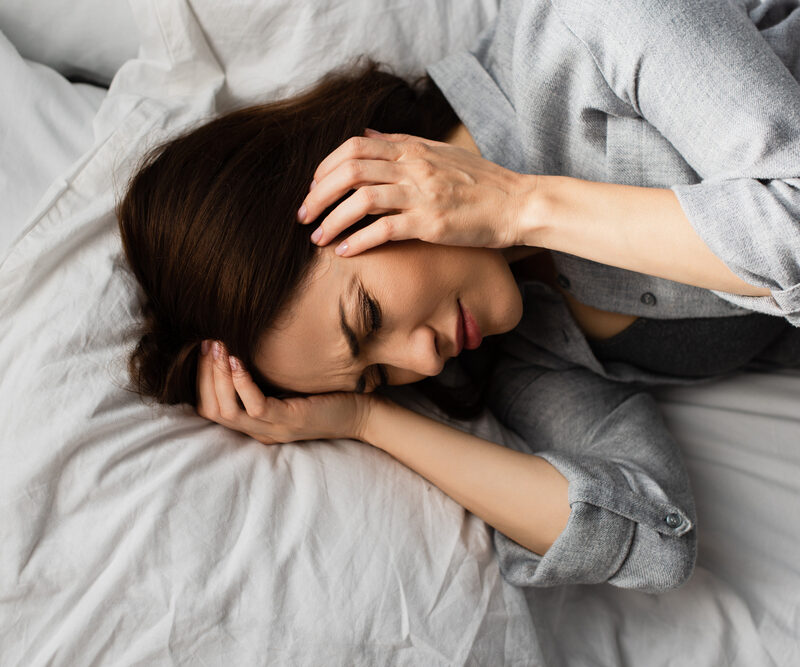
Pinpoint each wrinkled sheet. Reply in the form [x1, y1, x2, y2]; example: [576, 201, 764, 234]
[0, 30, 106, 261]
[1, 1, 798, 665]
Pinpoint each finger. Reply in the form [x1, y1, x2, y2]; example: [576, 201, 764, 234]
[312, 135, 403, 191]
[333, 213, 408, 258]
[312, 184, 411, 247]
[211, 341, 242, 423]
[228, 355, 271, 420]
[196, 339, 220, 418]
[364, 128, 446, 147]
[298, 158, 402, 225]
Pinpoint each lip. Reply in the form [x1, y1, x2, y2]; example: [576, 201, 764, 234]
[454, 300, 465, 357]
[459, 299, 483, 350]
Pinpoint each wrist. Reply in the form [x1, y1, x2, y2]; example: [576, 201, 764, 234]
[514, 173, 557, 249]
[353, 393, 397, 446]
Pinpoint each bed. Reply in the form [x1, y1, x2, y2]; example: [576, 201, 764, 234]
[1, 1, 798, 665]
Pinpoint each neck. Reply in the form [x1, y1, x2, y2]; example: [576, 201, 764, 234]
[443, 122, 481, 155]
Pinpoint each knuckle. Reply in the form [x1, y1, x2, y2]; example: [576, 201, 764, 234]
[407, 141, 428, 157]
[347, 160, 364, 179]
[246, 401, 267, 419]
[430, 212, 446, 236]
[379, 216, 395, 238]
[346, 136, 366, 155]
[415, 158, 435, 177]
[218, 405, 238, 421]
[359, 187, 376, 206]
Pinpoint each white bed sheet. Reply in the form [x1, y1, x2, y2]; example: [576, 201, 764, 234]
[0, 30, 106, 262]
[1, 1, 798, 665]
[522, 369, 800, 667]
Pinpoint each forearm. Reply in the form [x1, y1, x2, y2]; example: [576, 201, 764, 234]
[521, 175, 771, 297]
[359, 396, 571, 556]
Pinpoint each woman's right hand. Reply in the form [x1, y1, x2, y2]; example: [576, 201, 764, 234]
[195, 340, 377, 444]
[297, 130, 538, 257]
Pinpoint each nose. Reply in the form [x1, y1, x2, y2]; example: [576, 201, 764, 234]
[380, 325, 444, 378]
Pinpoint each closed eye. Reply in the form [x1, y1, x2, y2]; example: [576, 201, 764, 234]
[362, 290, 388, 391]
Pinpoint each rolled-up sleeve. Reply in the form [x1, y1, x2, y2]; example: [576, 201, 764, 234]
[485, 356, 697, 592]
[550, 0, 800, 323]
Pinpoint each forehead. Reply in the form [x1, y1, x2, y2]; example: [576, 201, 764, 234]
[254, 248, 358, 393]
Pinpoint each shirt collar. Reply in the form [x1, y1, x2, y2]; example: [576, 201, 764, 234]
[426, 51, 527, 174]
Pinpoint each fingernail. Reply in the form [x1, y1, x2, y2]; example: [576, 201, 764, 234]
[201, 340, 210, 355]
[297, 204, 307, 222]
[229, 356, 241, 372]
[364, 128, 382, 136]
[310, 227, 323, 244]
[309, 179, 316, 191]
[335, 242, 349, 256]
[212, 341, 221, 360]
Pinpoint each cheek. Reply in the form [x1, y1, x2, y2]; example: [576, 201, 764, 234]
[380, 247, 477, 318]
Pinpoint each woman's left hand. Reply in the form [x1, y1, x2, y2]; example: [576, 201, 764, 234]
[296, 129, 537, 256]
[195, 340, 375, 444]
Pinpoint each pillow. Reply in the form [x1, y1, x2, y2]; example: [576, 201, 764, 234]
[184, 0, 500, 108]
[0, 0, 137, 85]
[0, 0, 498, 95]
[1, 1, 545, 663]
[0, 30, 106, 261]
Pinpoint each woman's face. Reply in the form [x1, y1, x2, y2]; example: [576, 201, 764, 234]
[253, 240, 523, 394]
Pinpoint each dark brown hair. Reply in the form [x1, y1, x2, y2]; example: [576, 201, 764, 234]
[117, 57, 497, 421]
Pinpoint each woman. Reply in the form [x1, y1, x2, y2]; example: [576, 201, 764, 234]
[117, 0, 800, 591]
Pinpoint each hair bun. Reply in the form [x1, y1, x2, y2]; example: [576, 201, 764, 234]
[128, 307, 201, 405]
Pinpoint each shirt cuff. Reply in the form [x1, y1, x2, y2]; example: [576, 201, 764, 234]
[672, 179, 800, 326]
[493, 450, 695, 590]
[708, 281, 800, 327]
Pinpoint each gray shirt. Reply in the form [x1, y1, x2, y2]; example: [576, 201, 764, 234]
[427, 0, 800, 324]
[447, 281, 700, 593]
[424, 0, 800, 591]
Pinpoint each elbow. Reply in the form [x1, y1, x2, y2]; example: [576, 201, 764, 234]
[639, 533, 697, 593]
[668, 534, 697, 590]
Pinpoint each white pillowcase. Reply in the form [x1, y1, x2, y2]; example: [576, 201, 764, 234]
[0, 0, 137, 84]
[186, 0, 500, 107]
[0, 0, 497, 96]
[1, 1, 544, 664]
[0, 30, 106, 261]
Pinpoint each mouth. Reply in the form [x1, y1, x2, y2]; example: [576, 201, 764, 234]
[454, 300, 465, 358]
[458, 299, 483, 351]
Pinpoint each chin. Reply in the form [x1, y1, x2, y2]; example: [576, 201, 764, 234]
[485, 286, 523, 339]
[501, 305, 524, 335]
[476, 250, 525, 336]
[501, 281, 525, 333]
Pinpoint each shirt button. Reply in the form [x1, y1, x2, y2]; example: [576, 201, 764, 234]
[665, 513, 683, 529]
[556, 273, 571, 289]
[640, 292, 657, 306]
